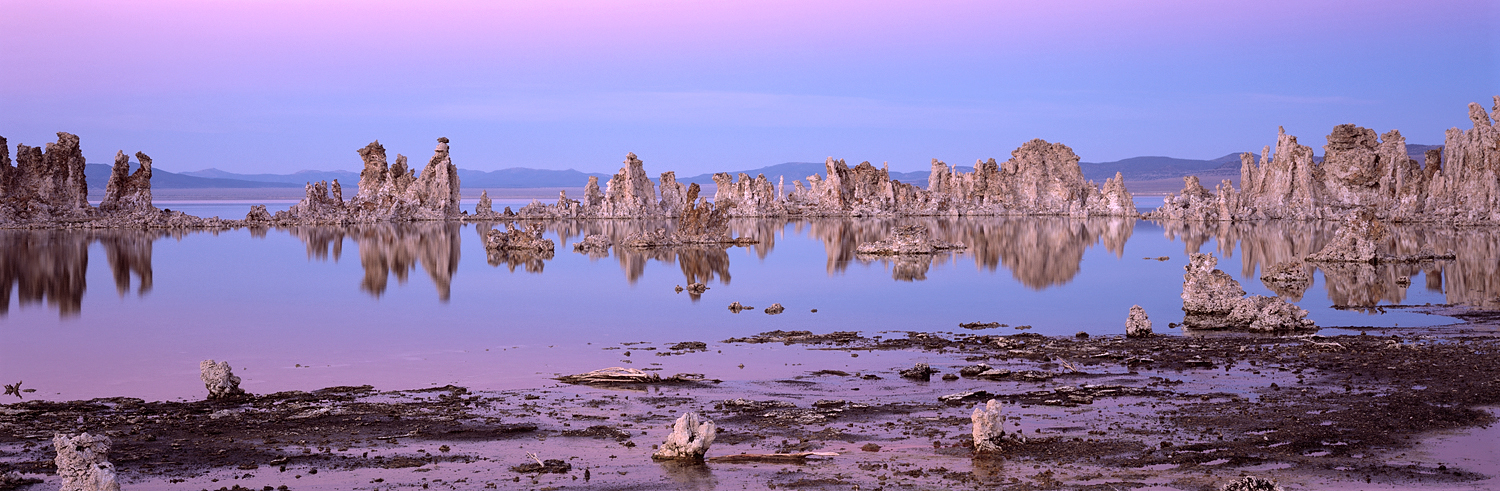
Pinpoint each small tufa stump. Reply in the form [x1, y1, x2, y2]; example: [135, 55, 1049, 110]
[971, 399, 1019, 454]
[763, 303, 785, 315]
[1125, 305, 1152, 337]
[200, 359, 246, 399]
[652, 412, 716, 462]
[53, 433, 121, 491]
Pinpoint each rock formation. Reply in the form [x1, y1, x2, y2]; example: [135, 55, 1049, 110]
[1149, 97, 1500, 224]
[0, 133, 238, 229]
[1305, 209, 1387, 262]
[971, 399, 1013, 453]
[200, 359, 246, 399]
[601, 153, 661, 218]
[652, 412, 716, 462]
[621, 184, 753, 247]
[0, 133, 91, 222]
[99, 151, 154, 213]
[517, 141, 1138, 219]
[1125, 305, 1152, 337]
[1181, 253, 1314, 332]
[484, 223, 555, 253]
[763, 303, 785, 315]
[53, 433, 121, 491]
[854, 224, 965, 255]
[274, 138, 463, 224]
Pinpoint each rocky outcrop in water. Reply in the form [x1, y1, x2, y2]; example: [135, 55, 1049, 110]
[99, 151, 154, 213]
[518, 141, 1138, 219]
[622, 184, 755, 247]
[1181, 253, 1314, 332]
[0, 133, 237, 229]
[1149, 97, 1500, 224]
[200, 359, 246, 399]
[273, 138, 463, 224]
[1125, 305, 1152, 337]
[53, 433, 120, 491]
[652, 412, 716, 461]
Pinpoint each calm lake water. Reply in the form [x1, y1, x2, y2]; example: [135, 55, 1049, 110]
[3, 208, 1492, 403]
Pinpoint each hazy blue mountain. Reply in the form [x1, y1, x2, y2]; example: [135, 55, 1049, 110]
[458, 168, 612, 188]
[85, 164, 301, 191]
[181, 168, 360, 185]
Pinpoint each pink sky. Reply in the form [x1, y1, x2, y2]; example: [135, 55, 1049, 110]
[1, 0, 1495, 173]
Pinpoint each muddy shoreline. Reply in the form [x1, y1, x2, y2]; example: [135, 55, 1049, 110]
[3, 308, 1498, 490]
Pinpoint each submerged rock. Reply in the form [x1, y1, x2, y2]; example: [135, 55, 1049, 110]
[763, 303, 785, 315]
[727, 301, 752, 313]
[652, 412, 716, 462]
[1125, 305, 1152, 337]
[53, 433, 120, 491]
[200, 360, 246, 399]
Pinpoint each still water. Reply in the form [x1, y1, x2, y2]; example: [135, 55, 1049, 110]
[2, 212, 1491, 402]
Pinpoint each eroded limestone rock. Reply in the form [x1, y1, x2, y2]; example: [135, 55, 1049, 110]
[200, 359, 246, 399]
[275, 138, 463, 224]
[1125, 305, 1152, 337]
[99, 151, 154, 214]
[971, 399, 1012, 453]
[484, 223, 555, 253]
[652, 412, 716, 462]
[601, 153, 661, 218]
[1306, 209, 1387, 262]
[53, 433, 121, 491]
[1181, 253, 1314, 332]
[1149, 97, 1500, 224]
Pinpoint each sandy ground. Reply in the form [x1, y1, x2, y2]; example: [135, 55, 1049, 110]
[2, 305, 1497, 491]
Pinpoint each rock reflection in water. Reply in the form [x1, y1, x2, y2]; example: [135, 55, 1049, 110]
[474, 223, 552, 273]
[802, 217, 1133, 288]
[0, 230, 155, 317]
[289, 223, 461, 301]
[1154, 220, 1500, 309]
[524, 219, 735, 293]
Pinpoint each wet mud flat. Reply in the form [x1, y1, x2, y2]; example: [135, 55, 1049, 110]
[3, 312, 1499, 490]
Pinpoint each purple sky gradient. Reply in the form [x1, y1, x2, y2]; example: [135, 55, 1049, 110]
[1, 0, 1496, 174]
